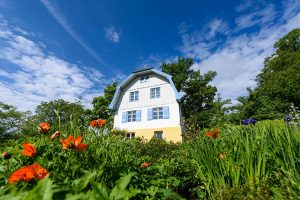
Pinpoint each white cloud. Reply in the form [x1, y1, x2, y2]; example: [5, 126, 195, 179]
[0, 17, 105, 111]
[104, 25, 121, 43]
[207, 19, 229, 38]
[178, 1, 300, 101]
[178, 19, 229, 60]
[40, 0, 121, 75]
[282, 0, 300, 20]
[138, 54, 177, 70]
[235, 4, 277, 30]
[235, 0, 253, 12]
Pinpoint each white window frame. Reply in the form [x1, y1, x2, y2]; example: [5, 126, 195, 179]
[129, 91, 139, 102]
[126, 132, 135, 139]
[152, 107, 163, 120]
[150, 87, 160, 99]
[154, 131, 163, 139]
[127, 111, 137, 122]
[140, 76, 149, 83]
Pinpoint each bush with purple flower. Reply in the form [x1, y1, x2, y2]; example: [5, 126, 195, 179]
[242, 118, 257, 125]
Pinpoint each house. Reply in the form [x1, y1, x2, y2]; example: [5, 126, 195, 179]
[109, 67, 184, 142]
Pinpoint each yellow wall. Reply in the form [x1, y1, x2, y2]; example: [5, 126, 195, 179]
[126, 126, 182, 143]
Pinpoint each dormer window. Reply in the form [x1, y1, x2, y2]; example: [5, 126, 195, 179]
[140, 76, 149, 83]
[129, 91, 139, 102]
[150, 87, 160, 99]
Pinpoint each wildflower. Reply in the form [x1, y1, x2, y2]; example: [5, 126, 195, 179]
[206, 128, 219, 139]
[212, 128, 219, 139]
[90, 119, 106, 128]
[8, 163, 48, 184]
[206, 131, 212, 138]
[140, 162, 150, 168]
[242, 118, 256, 125]
[39, 122, 50, 133]
[72, 136, 88, 151]
[97, 119, 106, 126]
[241, 119, 248, 125]
[60, 136, 74, 149]
[50, 131, 60, 140]
[22, 143, 36, 157]
[60, 136, 88, 151]
[2, 152, 11, 159]
[90, 120, 98, 128]
[248, 118, 256, 125]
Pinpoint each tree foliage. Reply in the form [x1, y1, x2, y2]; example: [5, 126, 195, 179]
[91, 82, 117, 127]
[0, 102, 29, 140]
[233, 28, 300, 121]
[33, 99, 85, 130]
[161, 58, 220, 127]
[256, 28, 300, 107]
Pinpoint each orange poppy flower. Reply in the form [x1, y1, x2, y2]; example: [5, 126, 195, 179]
[31, 163, 49, 179]
[8, 163, 48, 184]
[140, 162, 151, 168]
[60, 136, 74, 149]
[73, 136, 88, 151]
[39, 122, 50, 133]
[60, 136, 88, 151]
[206, 131, 212, 138]
[212, 128, 219, 139]
[90, 120, 98, 128]
[50, 131, 60, 140]
[206, 128, 219, 139]
[97, 119, 106, 126]
[22, 143, 36, 156]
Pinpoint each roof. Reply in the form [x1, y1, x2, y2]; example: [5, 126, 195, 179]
[109, 68, 182, 110]
[132, 66, 154, 73]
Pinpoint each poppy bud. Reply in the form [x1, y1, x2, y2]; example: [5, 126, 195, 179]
[39, 122, 50, 133]
[140, 162, 150, 168]
[50, 131, 60, 140]
[2, 152, 11, 159]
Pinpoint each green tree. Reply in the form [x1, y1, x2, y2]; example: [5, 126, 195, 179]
[33, 99, 85, 131]
[0, 102, 30, 140]
[256, 28, 300, 108]
[91, 82, 117, 127]
[161, 58, 218, 128]
[234, 29, 300, 121]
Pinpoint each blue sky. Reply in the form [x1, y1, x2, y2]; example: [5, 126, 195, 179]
[0, 0, 299, 111]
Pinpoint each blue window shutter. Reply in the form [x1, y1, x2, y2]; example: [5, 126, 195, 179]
[136, 110, 141, 121]
[147, 108, 152, 120]
[163, 106, 169, 119]
[122, 112, 127, 123]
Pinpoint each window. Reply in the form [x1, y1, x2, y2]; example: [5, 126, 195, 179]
[122, 110, 141, 123]
[140, 76, 149, 83]
[152, 107, 163, 119]
[154, 131, 163, 139]
[127, 111, 136, 122]
[147, 106, 169, 120]
[129, 91, 139, 102]
[126, 132, 135, 139]
[150, 87, 160, 99]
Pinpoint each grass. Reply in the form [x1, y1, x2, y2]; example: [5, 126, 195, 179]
[0, 119, 299, 199]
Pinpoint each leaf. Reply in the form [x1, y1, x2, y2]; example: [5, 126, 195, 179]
[72, 171, 97, 192]
[92, 182, 110, 200]
[24, 178, 53, 200]
[146, 186, 158, 196]
[109, 173, 135, 200]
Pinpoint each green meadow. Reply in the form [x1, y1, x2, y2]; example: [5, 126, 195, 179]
[1, 119, 299, 199]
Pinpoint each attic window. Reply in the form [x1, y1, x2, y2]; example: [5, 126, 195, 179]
[140, 76, 149, 83]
